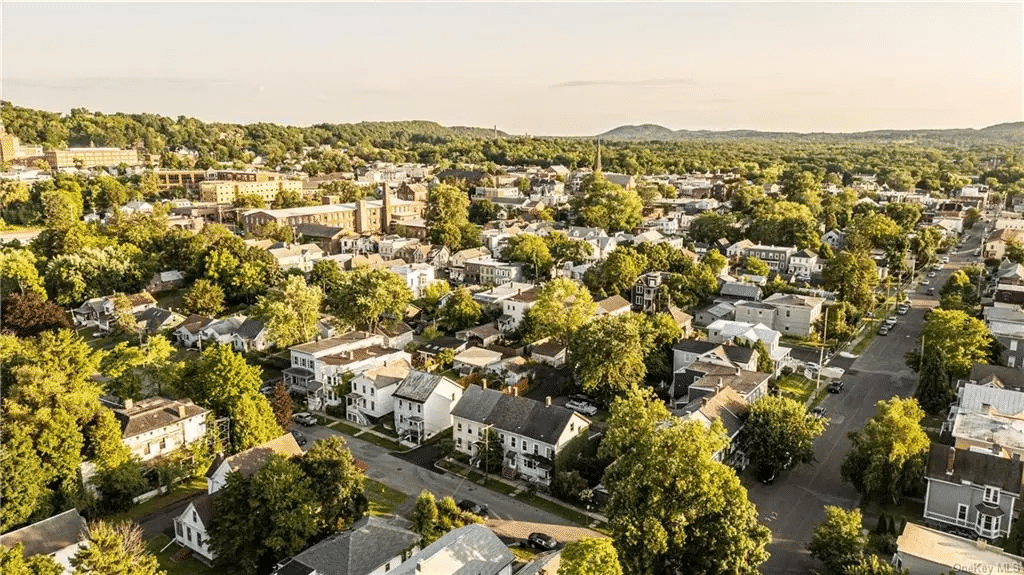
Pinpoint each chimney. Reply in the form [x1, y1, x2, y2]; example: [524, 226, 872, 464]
[545, 396, 552, 407]
[946, 446, 956, 475]
[123, 398, 134, 410]
[177, 405, 187, 418]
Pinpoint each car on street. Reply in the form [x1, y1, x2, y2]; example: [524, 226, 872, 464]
[811, 406, 827, 418]
[975, 248, 982, 257]
[941, 256, 950, 263]
[567, 393, 595, 405]
[928, 271, 937, 278]
[897, 304, 910, 315]
[878, 325, 889, 336]
[828, 380, 844, 393]
[458, 499, 488, 516]
[290, 429, 307, 446]
[756, 464, 777, 485]
[293, 412, 318, 427]
[886, 315, 897, 326]
[527, 532, 558, 551]
[927, 287, 936, 295]
[565, 399, 598, 416]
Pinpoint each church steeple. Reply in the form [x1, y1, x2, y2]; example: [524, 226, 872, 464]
[594, 139, 602, 173]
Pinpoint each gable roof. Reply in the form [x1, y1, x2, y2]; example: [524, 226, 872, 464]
[720, 282, 762, 300]
[134, 306, 183, 332]
[276, 516, 420, 575]
[390, 523, 514, 575]
[356, 359, 412, 389]
[0, 509, 87, 556]
[596, 294, 631, 314]
[679, 386, 748, 438]
[926, 444, 1023, 494]
[109, 397, 208, 438]
[969, 364, 1024, 392]
[206, 433, 304, 480]
[235, 317, 267, 340]
[393, 370, 459, 403]
[177, 314, 214, 334]
[452, 385, 586, 445]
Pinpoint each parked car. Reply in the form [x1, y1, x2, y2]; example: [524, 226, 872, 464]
[527, 532, 558, 551]
[878, 325, 889, 336]
[290, 429, 307, 446]
[975, 248, 982, 256]
[756, 464, 777, 485]
[927, 287, 936, 295]
[811, 406, 827, 418]
[565, 399, 598, 416]
[928, 271, 937, 278]
[886, 316, 897, 326]
[567, 393, 595, 405]
[260, 384, 276, 396]
[897, 304, 910, 315]
[293, 412, 318, 427]
[458, 500, 488, 516]
[828, 380, 844, 393]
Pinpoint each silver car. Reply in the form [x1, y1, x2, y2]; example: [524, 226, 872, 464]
[565, 400, 598, 416]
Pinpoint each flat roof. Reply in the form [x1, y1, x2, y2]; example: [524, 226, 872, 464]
[897, 522, 1024, 573]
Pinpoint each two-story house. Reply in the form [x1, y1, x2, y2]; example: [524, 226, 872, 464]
[447, 247, 491, 283]
[72, 291, 157, 332]
[393, 370, 464, 445]
[739, 292, 825, 338]
[271, 516, 421, 575]
[673, 385, 749, 469]
[389, 524, 514, 575]
[788, 249, 822, 277]
[175, 433, 304, 563]
[497, 285, 542, 332]
[706, 319, 791, 368]
[172, 314, 214, 347]
[389, 263, 435, 299]
[105, 397, 209, 463]
[345, 359, 412, 426]
[923, 444, 1022, 539]
[734, 244, 798, 273]
[0, 510, 89, 574]
[632, 271, 672, 313]
[450, 385, 590, 485]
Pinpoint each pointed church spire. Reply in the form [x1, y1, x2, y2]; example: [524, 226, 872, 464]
[595, 138, 602, 173]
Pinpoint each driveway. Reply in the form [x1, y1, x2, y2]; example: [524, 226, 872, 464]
[754, 232, 983, 574]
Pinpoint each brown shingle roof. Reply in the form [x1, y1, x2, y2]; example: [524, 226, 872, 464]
[111, 397, 208, 438]
[206, 433, 304, 479]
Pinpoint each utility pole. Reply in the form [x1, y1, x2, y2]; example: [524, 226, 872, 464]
[817, 306, 829, 395]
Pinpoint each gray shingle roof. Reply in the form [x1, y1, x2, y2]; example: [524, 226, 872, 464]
[276, 516, 420, 575]
[235, 317, 266, 340]
[0, 509, 87, 556]
[111, 397, 208, 438]
[134, 306, 180, 333]
[452, 385, 585, 445]
[393, 370, 458, 403]
[390, 523, 513, 575]
[926, 444, 1023, 494]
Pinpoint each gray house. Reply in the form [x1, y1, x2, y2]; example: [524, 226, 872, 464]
[271, 516, 421, 575]
[923, 444, 1022, 540]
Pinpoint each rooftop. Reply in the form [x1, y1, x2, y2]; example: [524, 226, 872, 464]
[389, 523, 514, 575]
[393, 370, 460, 403]
[108, 397, 208, 438]
[274, 516, 420, 575]
[896, 522, 1024, 574]
[0, 509, 87, 557]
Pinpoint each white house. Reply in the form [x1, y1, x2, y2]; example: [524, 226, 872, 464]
[231, 317, 269, 352]
[197, 315, 246, 347]
[497, 285, 542, 332]
[267, 243, 325, 273]
[106, 397, 209, 463]
[177, 434, 305, 563]
[172, 314, 214, 348]
[0, 510, 89, 574]
[393, 370, 464, 445]
[451, 386, 590, 485]
[345, 359, 412, 426]
[389, 263, 435, 299]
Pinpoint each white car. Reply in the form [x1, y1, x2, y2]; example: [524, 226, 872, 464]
[940, 256, 950, 263]
[927, 271, 937, 278]
[565, 400, 598, 416]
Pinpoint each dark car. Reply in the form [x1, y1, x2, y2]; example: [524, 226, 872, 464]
[259, 384, 276, 396]
[527, 532, 558, 551]
[811, 406, 827, 418]
[290, 429, 307, 446]
[458, 499, 488, 516]
[567, 393, 595, 405]
[828, 380, 844, 393]
[756, 465, 777, 485]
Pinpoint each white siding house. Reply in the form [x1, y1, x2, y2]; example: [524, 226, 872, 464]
[393, 370, 463, 445]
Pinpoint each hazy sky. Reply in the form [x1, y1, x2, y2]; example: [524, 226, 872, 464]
[2, 2, 1021, 135]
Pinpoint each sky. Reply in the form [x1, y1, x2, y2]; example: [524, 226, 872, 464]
[1, 2, 1022, 136]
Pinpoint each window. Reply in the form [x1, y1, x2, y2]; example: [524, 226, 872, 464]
[977, 514, 1000, 534]
[468, 426, 473, 436]
[511, 437, 517, 448]
[385, 562, 391, 572]
[197, 535, 203, 547]
[1012, 340, 1019, 352]
[187, 527, 192, 542]
[371, 402, 375, 411]
[534, 444, 539, 454]
[458, 422, 463, 431]
[417, 404, 422, 413]
[1010, 356, 1017, 368]
[192, 511, 197, 522]
[175, 522, 182, 537]
[983, 486, 1000, 505]
[957, 504, 968, 522]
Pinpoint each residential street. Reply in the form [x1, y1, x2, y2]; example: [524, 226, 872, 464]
[754, 227, 983, 574]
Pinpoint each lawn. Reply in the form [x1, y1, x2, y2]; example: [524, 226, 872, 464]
[327, 419, 364, 436]
[357, 433, 402, 452]
[365, 478, 409, 517]
[147, 534, 216, 575]
[775, 374, 818, 404]
[110, 477, 207, 523]
[154, 289, 186, 312]
[516, 493, 595, 527]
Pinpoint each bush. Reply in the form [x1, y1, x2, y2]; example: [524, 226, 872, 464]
[326, 404, 346, 419]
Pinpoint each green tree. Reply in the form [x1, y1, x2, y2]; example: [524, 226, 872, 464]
[209, 472, 260, 574]
[416, 281, 451, 317]
[546, 231, 593, 268]
[846, 212, 901, 254]
[243, 456, 319, 568]
[468, 198, 500, 225]
[501, 234, 554, 279]
[0, 543, 63, 575]
[100, 336, 175, 400]
[299, 436, 367, 532]
[92, 458, 148, 514]
[435, 287, 481, 332]
[822, 251, 878, 310]
[1, 292, 73, 338]
[701, 250, 729, 275]
[71, 520, 164, 575]
[426, 184, 477, 250]
[250, 275, 324, 348]
[0, 424, 48, 532]
[914, 348, 953, 415]
[938, 268, 980, 313]
[743, 395, 827, 478]
[583, 246, 647, 298]
[411, 490, 440, 543]
[841, 397, 929, 503]
[572, 173, 643, 233]
[917, 309, 992, 378]
[807, 506, 867, 575]
[963, 206, 981, 229]
[526, 278, 597, 344]
[600, 387, 771, 575]
[231, 393, 283, 453]
[742, 256, 771, 277]
[779, 168, 823, 215]
[328, 267, 412, 332]
[845, 555, 908, 575]
[558, 537, 623, 575]
[688, 212, 737, 244]
[753, 340, 774, 373]
[569, 314, 647, 401]
[269, 381, 293, 432]
[748, 201, 819, 248]
[309, 259, 345, 295]
[0, 248, 47, 298]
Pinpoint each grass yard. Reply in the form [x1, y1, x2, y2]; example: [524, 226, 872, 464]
[110, 477, 207, 523]
[154, 289, 186, 312]
[516, 493, 595, 527]
[775, 374, 818, 404]
[358, 433, 402, 452]
[146, 534, 216, 575]
[365, 478, 409, 517]
[327, 419, 364, 436]
[509, 545, 540, 561]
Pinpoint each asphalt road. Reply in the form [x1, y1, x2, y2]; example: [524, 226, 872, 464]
[753, 226, 984, 574]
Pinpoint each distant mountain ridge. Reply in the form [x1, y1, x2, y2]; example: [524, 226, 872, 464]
[597, 121, 1024, 143]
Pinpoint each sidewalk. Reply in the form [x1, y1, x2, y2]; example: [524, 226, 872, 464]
[319, 413, 408, 451]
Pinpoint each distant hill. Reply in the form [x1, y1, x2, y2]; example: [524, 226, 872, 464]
[597, 122, 1024, 144]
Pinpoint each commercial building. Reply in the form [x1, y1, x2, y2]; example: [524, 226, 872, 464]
[239, 188, 425, 235]
[198, 178, 303, 204]
[44, 147, 141, 170]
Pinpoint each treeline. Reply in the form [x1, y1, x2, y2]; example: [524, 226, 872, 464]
[4, 102, 1024, 196]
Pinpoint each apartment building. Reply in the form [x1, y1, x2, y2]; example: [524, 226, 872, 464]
[239, 190, 425, 235]
[44, 147, 141, 170]
[105, 397, 209, 463]
[199, 178, 304, 204]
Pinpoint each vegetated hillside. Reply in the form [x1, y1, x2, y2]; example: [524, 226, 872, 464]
[598, 122, 1024, 144]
